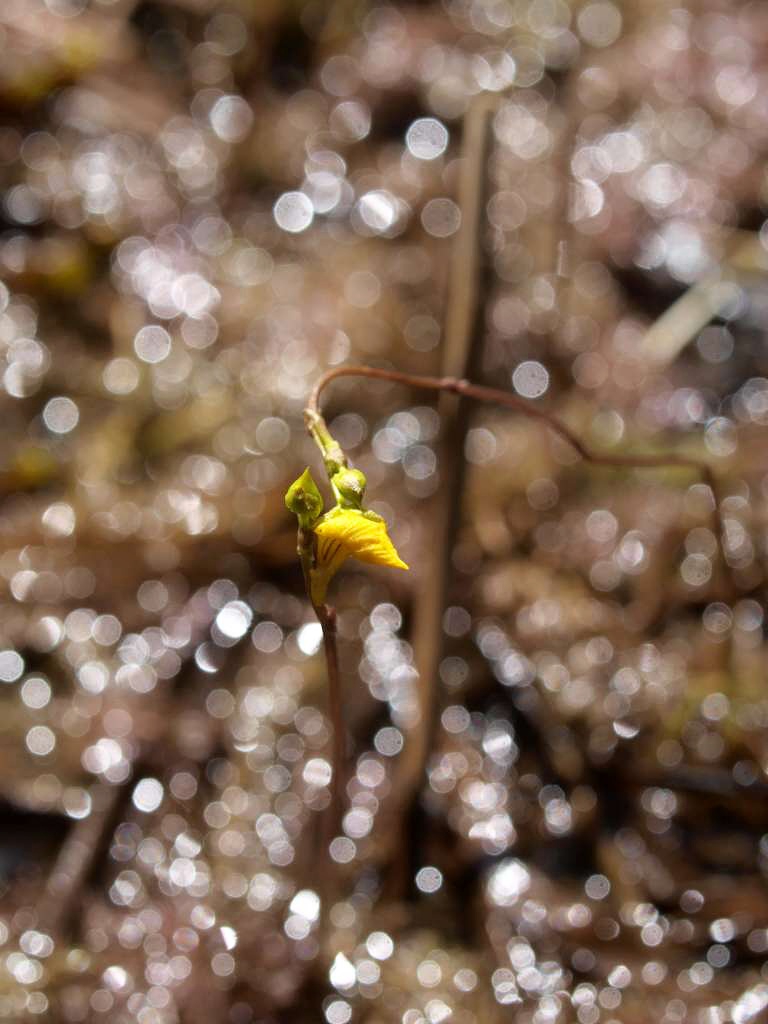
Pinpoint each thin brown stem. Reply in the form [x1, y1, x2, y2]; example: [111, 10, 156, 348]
[316, 602, 346, 850]
[378, 94, 499, 894]
[297, 524, 347, 868]
[309, 365, 721, 516]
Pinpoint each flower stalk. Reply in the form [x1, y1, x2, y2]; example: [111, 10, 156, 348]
[285, 449, 408, 857]
[289, 361, 727, 881]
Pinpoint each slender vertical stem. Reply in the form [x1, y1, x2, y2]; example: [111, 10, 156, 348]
[392, 93, 498, 881]
[297, 523, 347, 863]
[317, 604, 346, 849]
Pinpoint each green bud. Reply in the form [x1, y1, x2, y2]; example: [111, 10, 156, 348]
[331, 467, 367, 509]
[285, 468, 324, 528]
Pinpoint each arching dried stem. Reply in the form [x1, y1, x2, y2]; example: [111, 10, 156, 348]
[308, 364, 725, 544]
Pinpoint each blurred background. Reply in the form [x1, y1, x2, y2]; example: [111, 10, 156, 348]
[1, 0, 768, 1021]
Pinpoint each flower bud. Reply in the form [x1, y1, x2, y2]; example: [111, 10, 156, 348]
[331, 467, 367, 510]
[284, 468, 323, 528]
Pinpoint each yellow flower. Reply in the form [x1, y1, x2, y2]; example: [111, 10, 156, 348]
[310, 507, 408, 606]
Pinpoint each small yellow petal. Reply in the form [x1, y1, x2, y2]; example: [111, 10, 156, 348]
[315, 509, 408, 569]
[310, 508, 408, 605]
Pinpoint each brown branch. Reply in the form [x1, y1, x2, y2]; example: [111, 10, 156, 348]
[308, 363, 723, 527]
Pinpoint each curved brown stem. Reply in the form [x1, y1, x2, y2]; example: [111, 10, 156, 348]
[307, 363, 725, 549]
